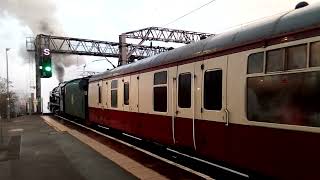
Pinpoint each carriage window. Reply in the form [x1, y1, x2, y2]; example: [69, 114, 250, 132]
[153, 71, 167, 112]
[111, 80, 118, 108]
[287, 44, 307, 70]
[310, 41, 320, 67]
[111, 90, 117, 107]
[247, 52, 264, 74]
[154, 71, 167, 85]
[154, 87, 167, 112]
[247, 71, 320, 127]
[204, 70, 222, 110]
[98, 85, 101, 104]
[111, 80, 118, 89]
[178, 73, 191, 108]
[124, 82, 129, 105]
[266, 48, 285, 72]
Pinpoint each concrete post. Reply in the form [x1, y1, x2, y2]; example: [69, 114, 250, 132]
[119, 34, 127, 66]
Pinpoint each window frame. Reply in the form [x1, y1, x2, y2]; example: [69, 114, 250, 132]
[247, 42, 310, 76]
[178, 72, 192, 109]
[247, 52, 265, 74]
[246, 70, 320, 128]
[310, 41, 320, 67]
[154, 71, 168, 85]
[111, 79, 118, 108]
[266, 48, 286, 73]
[203, 69, 223, 111]
[124, 82, 129, 106]
[153, 71, 168, 113]
[286, 44, 308, 70]
[245, 39, 320, 127]
[98, 84, 101, 104]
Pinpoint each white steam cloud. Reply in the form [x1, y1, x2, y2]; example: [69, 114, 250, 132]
[0, 0, 85, 82]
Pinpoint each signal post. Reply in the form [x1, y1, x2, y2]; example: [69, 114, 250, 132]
[35, 44, 52, 113]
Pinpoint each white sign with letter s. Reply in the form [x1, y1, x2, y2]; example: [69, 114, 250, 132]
[43, 48, 51, 56]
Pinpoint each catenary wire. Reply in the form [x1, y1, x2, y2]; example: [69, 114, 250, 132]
[163, 0, 217, 27]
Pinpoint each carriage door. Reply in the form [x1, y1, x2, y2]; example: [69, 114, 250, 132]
[201, 56, 228, 124]
[130, 74, 139, 112]
[175, 63, 196, 149]
[97, 80, 103, 108]
[123, 76, 130, 111]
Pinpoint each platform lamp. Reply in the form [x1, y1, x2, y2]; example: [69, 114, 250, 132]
[6, 48, 10, 122]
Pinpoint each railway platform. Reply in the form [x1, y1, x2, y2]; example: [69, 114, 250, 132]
[0, 115, 205, 180]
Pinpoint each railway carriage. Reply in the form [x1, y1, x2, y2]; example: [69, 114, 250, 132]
[49, 77, 89, 121]
[49, 3, 320, 179]
[64, 78, 89, 121]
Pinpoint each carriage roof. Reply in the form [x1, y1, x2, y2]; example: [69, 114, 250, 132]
[90, 3, 320, 82]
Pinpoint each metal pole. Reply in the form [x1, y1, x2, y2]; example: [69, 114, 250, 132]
[6, 48, 10, 122]
[35, 37, 41, 114]
[41, 97, 43, 115]
[119, 34, 127, 66]
[0, 115, 2, 145]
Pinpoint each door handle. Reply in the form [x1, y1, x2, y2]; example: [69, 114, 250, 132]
[224, 109, 229, 126]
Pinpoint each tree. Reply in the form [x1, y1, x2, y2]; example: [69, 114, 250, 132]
[0, 77, 18, 119]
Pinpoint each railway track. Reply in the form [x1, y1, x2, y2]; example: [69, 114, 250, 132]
[53, 115, 265, 180]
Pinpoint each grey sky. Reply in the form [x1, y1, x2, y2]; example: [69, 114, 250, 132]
[0, 0, 319, 111]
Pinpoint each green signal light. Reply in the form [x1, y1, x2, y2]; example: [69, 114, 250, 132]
[45, 66, 52, 72]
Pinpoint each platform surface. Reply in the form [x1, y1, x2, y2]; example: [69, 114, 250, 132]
[0, 115, 137, 180]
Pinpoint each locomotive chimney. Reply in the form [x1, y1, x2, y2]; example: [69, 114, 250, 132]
[295, 1, 309, 9]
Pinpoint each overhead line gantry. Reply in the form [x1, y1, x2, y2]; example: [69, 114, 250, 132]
[26, 27, 215, 113]
[119, 27, 213, 65]
[26, 34, 172, 59]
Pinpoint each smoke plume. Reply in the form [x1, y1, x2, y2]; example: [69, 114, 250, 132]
[0, 0, 85, 82]
[54, 61, 65, 83]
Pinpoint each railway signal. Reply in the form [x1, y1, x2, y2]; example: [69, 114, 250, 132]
[40, 48, 52, 78]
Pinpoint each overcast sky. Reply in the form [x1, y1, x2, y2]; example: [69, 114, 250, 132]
[0, 0, 319, 111]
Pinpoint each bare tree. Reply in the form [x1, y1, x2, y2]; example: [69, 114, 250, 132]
[0, 77, 18, 118]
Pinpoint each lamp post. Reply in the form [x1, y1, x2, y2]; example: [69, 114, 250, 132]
[6, 48, 10, 122]
[0, 114, 2, 145]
